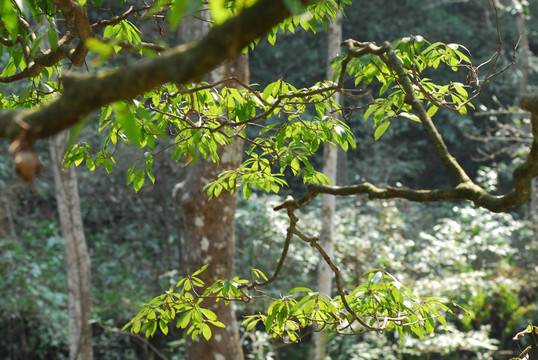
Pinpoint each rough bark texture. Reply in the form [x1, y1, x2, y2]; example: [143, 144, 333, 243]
[515, 0, 538, 245]
[176, 139, 245, 360]
[50, 132, 93, 360]
[310, 11, 342, 360]
[174, 10, 247, 360]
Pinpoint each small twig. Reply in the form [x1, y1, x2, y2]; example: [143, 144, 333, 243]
[91, 5, 154, 30]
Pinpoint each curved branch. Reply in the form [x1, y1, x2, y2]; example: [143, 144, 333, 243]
[51, 0, 92, 66]
[295, 96, 538, 213]
[380, 40, 472, 184]
[274, 196, 383, 333]
[0, 44, 78, 83]
[0, 0, 310, 143]
[327, 40, 538, 212]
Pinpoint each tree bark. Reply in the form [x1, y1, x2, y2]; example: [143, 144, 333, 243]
[174, 9, 247, 360]
[513, 0, 537, 246]
[309, 10, 342, 360]
[50, 132, 93, 360]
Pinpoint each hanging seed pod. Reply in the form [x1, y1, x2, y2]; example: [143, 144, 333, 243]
[13, 147, 40, 182]
[9, 122, 41, 182]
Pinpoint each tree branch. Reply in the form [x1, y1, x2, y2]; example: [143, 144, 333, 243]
[305, 40, 538, 213]
[290, 96, 538, 213]
[0, 0, 308, 143]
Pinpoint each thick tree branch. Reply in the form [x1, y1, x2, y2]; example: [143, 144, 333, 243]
[281, 94, 538, 214]
[51, 0, 92, 66]
[299, 41, 538, 213]
[280, 99, 538, 213]
[0, 0, 308, 143]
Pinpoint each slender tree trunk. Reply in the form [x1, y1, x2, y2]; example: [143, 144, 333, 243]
[43, 13, 93, 359]
[310, 10, 342, 360]
[50, 132, 93, 360]
[174, 8, 246, 360]
[513, 0, 537, 246]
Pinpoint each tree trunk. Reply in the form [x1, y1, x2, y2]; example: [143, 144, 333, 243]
[513, 0, 537, 247]
[50, 132, 93, 360]
[174, 8, 247, 360]
[310, 10, 342, 360]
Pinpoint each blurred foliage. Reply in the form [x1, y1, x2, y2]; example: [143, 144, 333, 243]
[0, 222, 68, 359]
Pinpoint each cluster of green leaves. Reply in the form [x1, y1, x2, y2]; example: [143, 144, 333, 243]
[88, 19, 144, 60]
[264, 0, 352, 46]
[66, 78, 355, 193]
[64, 99, 161, 190]
[0, 1, 56, 40]
[125, 266, 450, 342]
[122, 264, 253, 340]
[0, 1, 63, 111]
[334, 35, 474, 139]
[147, 0, 352, 39]
[66, 35, 477, 197]
[204, 80, 355, 199]
[0, 2, 58, 72]
[244, 270, 451, 342]
[83, 0, 353, 66]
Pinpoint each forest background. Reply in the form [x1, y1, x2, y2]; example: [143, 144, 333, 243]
[0, 0, 538, 359]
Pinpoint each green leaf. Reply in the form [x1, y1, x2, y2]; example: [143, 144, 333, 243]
[30, 32, 47, 57]
[86, 38, 116, 59]
[426, 105, 438, 118]
[374, 121, 390, 140]
[201, 323, 212, 340]
[242, 185, 252, 199]
[1, 1, 19, 36]
[133, 170, 145, 192]
[132, 320, 142, 333]
[251, 268, 268, 281]
[200, 308, 217, 321]
[86, 156, 95, 171]
[408, 323, 425, 339]
[209, 0, 228, 24]
[364, 103, 379, 121]
[159, 319, 169, 335]
[47, 27, 58, 51]
[244, 317, 260, 331]
[146, 320, 157, 338]
[191, 264, 209, 277]
[208, 320, 226, 328]
[113, 102, 140, 147]
[178, 312, 192, 329]
[288, 287, 313, 293]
